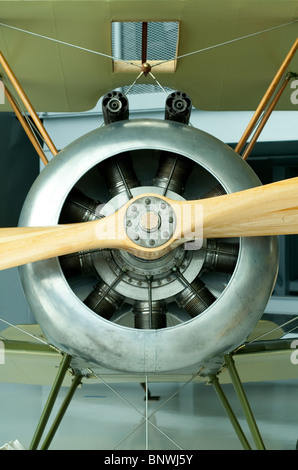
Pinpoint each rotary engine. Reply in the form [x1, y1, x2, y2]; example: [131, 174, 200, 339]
[18, 91, 278, 375]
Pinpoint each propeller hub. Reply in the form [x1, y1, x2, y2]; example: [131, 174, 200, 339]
[124, 195, 176, 248]
[140, 210, 160, 232]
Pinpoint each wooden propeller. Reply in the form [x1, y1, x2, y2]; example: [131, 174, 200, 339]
[0, 176, 297, 271]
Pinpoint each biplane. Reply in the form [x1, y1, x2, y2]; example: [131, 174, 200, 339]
[0, 0, 298, 451]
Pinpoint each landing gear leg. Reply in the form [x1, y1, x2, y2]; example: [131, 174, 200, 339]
[224, 353, 265, 450]
[29, 353, 74, 450]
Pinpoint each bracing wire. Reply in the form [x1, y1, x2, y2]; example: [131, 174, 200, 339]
[0, 317, 51, 346]
[0, 22, 142, 69]
[89, 368, 192, 449]
[1, 67, 49, 151]
[1, 19, 295, 70]
[1, 19, 296, 105]
[7, 85, 47, 149]
[151, 19, 298, 68]
[247, 315, 298, 344]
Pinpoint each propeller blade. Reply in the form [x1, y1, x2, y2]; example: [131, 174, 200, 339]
[0, 176, 297, 271]
[0, 208, 128, 271]
[175, 175, 298, 240]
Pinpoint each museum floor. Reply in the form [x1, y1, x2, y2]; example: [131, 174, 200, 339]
[1, 378, 298, 450]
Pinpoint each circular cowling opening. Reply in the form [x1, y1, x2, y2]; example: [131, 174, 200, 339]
[19, 119, 278, 374]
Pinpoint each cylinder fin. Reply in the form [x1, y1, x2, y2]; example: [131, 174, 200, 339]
[153, 153, 194, 195]
[176, 277, 216, 317]
[84, 279, 124, 319]
[133, 301, 167, 329]
[204, 240, 239, 274]
[201, 184, 226, 199]
[99, 154, 140, 198]
[59, 188, 102, 223]
[59, 251, 96, 278]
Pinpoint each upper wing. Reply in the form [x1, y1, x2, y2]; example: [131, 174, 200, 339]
[0, 0, 297, 112]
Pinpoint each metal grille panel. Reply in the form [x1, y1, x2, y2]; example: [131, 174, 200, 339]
[112, 21, 178, 95]
[112, 21, 179, 62]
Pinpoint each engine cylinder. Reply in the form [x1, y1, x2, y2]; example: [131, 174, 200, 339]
[153, 154, 195, 195]
[99, 154, 140, 198]
[202, 184, 226, 199]
[204, 240, 239, 274]
[176, 277, 216, 317]
[133, 301, 167, 329]
[84, 279, 124, 320]
[59, 188, 101, 223]
[59, 251, 96, 277]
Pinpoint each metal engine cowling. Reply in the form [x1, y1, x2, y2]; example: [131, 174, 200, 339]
[18, 118, 278, 375]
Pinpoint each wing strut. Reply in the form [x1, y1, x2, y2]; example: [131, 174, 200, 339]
[39, 373, 83, 450]
[4, 85, 49, 166]
[235, 37, 298, 160]
[224, 354, 265, 449]
[209, 353, 266, 450]
[0, 50, 58, 162]
[29, 354, 76, 450]
[209, 374, 252, 450]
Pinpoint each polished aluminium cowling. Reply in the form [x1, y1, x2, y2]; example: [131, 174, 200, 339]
[19, 119, 278, 375]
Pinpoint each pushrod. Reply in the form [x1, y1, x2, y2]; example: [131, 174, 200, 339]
[224, 354, 265, 450]
[209, 374, 251, 450]
[29, 354, 72, 450]
[40, 374, 83, 450]
[235, 37, 298, 155]
[0, 50, 58, 157]
[4, 86, 49, 165]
